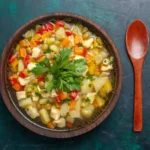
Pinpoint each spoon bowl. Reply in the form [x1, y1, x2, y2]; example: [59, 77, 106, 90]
[126, 20, 149, 59]
[126, 20, 149, 132]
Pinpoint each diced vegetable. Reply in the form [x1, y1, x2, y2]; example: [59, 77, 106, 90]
[19, 48, 26, 58]
[67, 122, 73, 128]
[50, 106, 60, 120]
[101, 65, 113, 71]
[47, 122, 55, 129]
[39, 108, 50, 124]
[53, 118, 66, 128]
[81, 104, 94, 118]
[74, 35, 82, 45]
[58, 91, 68, 101]
[55, 27, 66, 40]
[27, 62, 36, 70]
[81, 79, 93, 94]
[39, 98, 49, 105]
[95, 95, 105, 107]
[69, 100, 76, 110]
[100, 80, 113, 97]
[82, 38, 93, 48]
[60, 103, 69, 117]
[66, 115, 74, 123]
[19, 98, 32, 108]
[56, 20, 65, 27]
[93, 77, 108, 92]
[86, 92, 96, 104]
[18, 77, 30, 86]
[70, 90, 79, 99]
[26, 106, 39, 119]
[16, 91, 26, 100]
[50, 45, 59, 53]
[32, 47, 41, 58]
[69, 110, 81, 119]
[18, 60, 24, 72]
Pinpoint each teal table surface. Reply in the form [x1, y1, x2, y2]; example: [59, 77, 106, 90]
[0, 0, 150, 150]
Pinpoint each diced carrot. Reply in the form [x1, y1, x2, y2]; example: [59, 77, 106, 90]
[19, 48, 26, 58]
[93, 100, 99, 108]
[62, 38, 70, 47]
[58, 91, 68, 101]
[74, 35, 82, 45]
[12, 82, 23, 91]
[74, 47, 83, 55]
[19, 40, 27, 47]
[29, 40, 36, 48]
[86, 54, 94, 64]
[47, 122, 55, 129]
[37, 55, 45, 62]
[69, 100, 76, 110]
[67, 122, 73, 128]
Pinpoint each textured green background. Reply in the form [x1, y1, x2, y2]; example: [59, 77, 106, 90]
[0, 0, 150, 150]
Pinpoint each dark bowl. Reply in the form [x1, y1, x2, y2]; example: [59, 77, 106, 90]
[0, 12, 122, 138]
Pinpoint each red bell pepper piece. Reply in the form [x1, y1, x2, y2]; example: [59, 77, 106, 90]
[70, 90, 79, 99]
[67, 122, 73, 128]
[36, 29, 43, 35]
[46, 22, 54, 30]
[65, 30, 72, 36]
[56, 20, 65, 27]
[23, 55, 30, 67]
[9, 55, 16, 64]
[83, 48, 87, 57]
[35, 40, 41, 45]
[10, 78, 18, 85]
[37, 76, 45, 82]
[55, 96, 61, 104]
[19, 72, 27, 78]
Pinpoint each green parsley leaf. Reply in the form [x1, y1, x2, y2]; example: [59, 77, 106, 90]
[86, 97, 91, 102]
[31, 58, 50, 75]
[44, 48, 51, 54]
[88, 83, 92, 88]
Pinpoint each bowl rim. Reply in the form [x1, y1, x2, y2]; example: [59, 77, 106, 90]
[0, 12, 122, 138]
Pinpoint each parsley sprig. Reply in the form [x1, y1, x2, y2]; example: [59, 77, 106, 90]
[31, 48, 87, 92]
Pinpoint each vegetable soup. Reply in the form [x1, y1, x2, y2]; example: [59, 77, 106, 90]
[8, 20, 114, 129]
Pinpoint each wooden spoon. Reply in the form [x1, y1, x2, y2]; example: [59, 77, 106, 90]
[126, 20, 149, 132]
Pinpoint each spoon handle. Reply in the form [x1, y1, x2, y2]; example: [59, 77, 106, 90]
[134, 64, 142, 132]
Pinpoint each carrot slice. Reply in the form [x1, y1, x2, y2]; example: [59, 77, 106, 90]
[69, 100, 76, 110]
